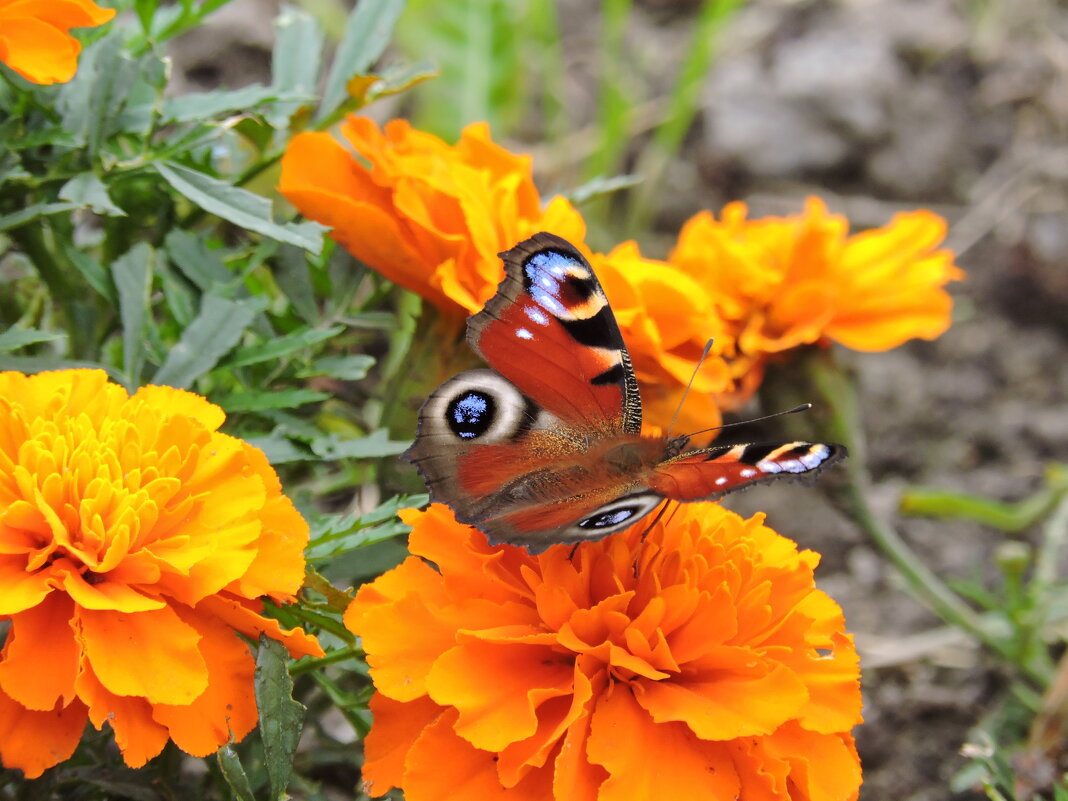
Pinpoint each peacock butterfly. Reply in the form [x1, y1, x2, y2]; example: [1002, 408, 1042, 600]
[403, 232, 845, 552]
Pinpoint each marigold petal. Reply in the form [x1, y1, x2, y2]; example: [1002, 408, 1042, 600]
[587, 686, 741, 801]
[61, 567, 165, 612]
[0, 557, 53, 614]
[402, 709, 554, 801]
[0, 17, 79, 84]
[151, 613, 257, 757]
[426, 641, 574, 751]
[196, 594, 324, 659]
[362, 692, 444, 796]
[76, 664, 170, 768]
[636, 656, 809, 739]
[763, 722, 862, 801]
[79, 605, 207, 704]
[0, 690, 87, 778]
[0, 593, 78, 710]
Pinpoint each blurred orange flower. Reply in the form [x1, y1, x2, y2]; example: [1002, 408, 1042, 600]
[279, 117, 587, 318]
[0, 0, 115, 85]
[346, 502, 862, 801]
[0, 370, 323, 778]
[669, 197, 964, 380]
[591, 241, 737, 435]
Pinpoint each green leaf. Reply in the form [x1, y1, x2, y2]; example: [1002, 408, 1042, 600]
[245, 432, 311, 464]
[59, 173, 127, 217]
[113, 243, 154, 387]
[152, 296, 264, 389]
[255, 637, 306, 801]
[900, 474, 1068, 533]
[0, 328, 64, 353]
[164, 230, 233, 291]
[310, 429, 410, 459]
[271, 8, 325, 128]
[0, 203, 78, 233]
[364, 60, 438, 103]
[65, 246, 116, 303]
[0, 356, 122, 378]
[216, 745, 255, 801]
[318, 0, 406, 121]
[160, 85, 312, 123]
[160, 265, 198, 327]
[217, 388, 331, 413]
[299, 354, 375, 381]
[274, 244, 320, 323]
[225, 325, 344, 368]
[155, 161, 327, 252]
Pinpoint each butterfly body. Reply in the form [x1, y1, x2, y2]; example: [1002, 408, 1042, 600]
[404, 232, 845, 552]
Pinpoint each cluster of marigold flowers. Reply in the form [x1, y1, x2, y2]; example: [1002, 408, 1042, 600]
[278, 117, 962, 801]
[2, 8, 963, 797]
[280, 116, 963, 436]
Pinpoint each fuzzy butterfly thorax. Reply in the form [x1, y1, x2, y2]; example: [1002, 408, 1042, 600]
[403, 232, 845, 553]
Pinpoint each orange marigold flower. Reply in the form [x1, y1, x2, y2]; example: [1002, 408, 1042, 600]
[590, 241, 737, 434]
[0, 0, 115, 85]
[279, 117, 587, 317]
[669, 196, 964, 376]
[346, 502, 863, 801]
[0, 370, 323, 778]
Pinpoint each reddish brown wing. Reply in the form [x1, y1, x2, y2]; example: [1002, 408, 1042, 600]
[648, 441, 847, 501]
[468, 233, 641, 435]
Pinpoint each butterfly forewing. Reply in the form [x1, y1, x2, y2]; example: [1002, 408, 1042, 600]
[468, 233, 642, 435]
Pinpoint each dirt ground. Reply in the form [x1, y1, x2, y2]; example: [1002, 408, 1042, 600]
[175, 1, 1068, 798]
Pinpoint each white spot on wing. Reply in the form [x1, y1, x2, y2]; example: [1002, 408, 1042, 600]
[715, 476, 728, 486]
[740, 468, 757, 478]
[516, 328, 533, 340]
[525, 307, 550, 326]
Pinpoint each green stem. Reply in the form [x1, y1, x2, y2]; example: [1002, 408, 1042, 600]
[8, 221, 84, 351]
[808, 352, 1019, 662]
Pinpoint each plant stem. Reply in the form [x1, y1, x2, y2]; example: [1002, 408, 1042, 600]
[808, 352, 1016, 660]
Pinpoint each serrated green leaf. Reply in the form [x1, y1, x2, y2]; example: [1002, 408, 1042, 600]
[0, 202, 78, 233]
[155, 161, 327, 252]
[160, 265, 197, 327]
[225, 325, 344, 368]
[271, 8, 325, 128]
[365, 60, 438, 102]
[0, 328, 64, 353]
[65, 246, 116, 303]
[310, 429, 410, 459]
[216, 745, 255, 801]
[152, 296, 263, 389]
[245, 432, 311, 464]
[59, 173, 126, 217]
[113, 243, 154, 387]
[161, 85, 312, 123]
[318, 0, 406, 121]
[255, 637, 306, 801]
[164, 229, 233, 291]
[299, 354, 375, 381]
[274, 244, 319, 323]
[217, 388, 330, 413]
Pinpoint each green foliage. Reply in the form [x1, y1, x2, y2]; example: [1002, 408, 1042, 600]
[0, 0, 423, 797]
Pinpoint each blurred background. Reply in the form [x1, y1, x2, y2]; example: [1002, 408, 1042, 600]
[167, 1, 1068, 797]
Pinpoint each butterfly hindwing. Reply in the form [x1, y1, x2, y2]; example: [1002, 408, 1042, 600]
[468, 233, 642, 435]
[648, 441, 847, 502]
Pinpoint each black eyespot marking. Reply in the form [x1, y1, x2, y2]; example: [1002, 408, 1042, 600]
[445, 390, 496, 440]
[590, 363, 625, 386]
[578, 506, 637, 529]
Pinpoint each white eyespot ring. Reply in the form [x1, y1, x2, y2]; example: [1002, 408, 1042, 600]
[561, 493, 664, 541]
[419, 369, 532, 444]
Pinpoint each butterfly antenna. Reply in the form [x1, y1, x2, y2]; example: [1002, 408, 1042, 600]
[683, 403, 813, 440]
[665, 339, 715, 437]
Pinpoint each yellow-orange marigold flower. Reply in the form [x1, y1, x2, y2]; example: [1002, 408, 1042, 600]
[0, 0, 115, 85]
[0, 370, 323, 778]
[669, 197, 964, 377]
[346, 502, 862, 801]
[279, 117, 587, 317]
[589, 241, 737, 434]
